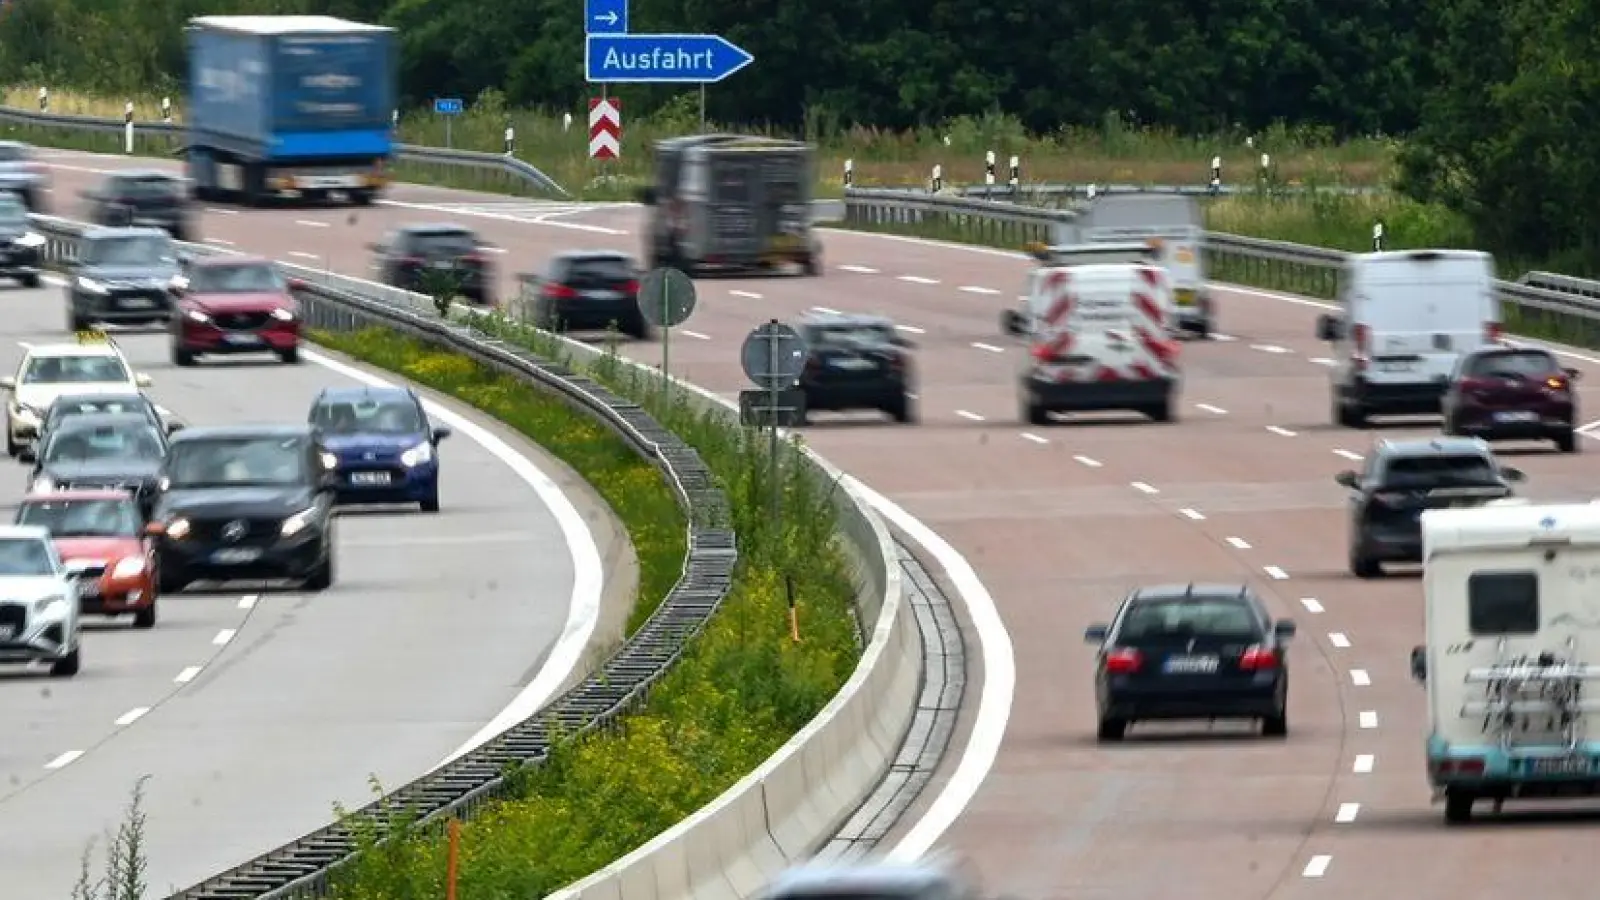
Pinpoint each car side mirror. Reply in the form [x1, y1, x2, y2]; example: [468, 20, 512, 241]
[287, 277, 307, 291]
[1083, 623, 1109, 644]
[1502, 466, 1525, 482]
[134, 373, 152, 388]
[1334, 470, 1358, 488]
[1565, 367, 1582, 381]
[1410, 645, 1427, 682]
[893, 336, 916, 349]
[1001, 309, 1026, 336]
[143, 522, 165, 537]
[636, 187, 657, 205]
[432, 424, 452, 442]
[1316, 313, 1344, 342]
[165, 421, 185, 434]
[0, 376, 14, 391]
[1273, 620, 1297, 641]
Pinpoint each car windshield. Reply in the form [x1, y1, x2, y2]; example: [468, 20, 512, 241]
[113, 177, 179, 199]
[44, 425, 164, 464]
[188, 264, 282, 294]
[1119, 598, 1262, 642]
[1383, 454, 1500, 487]
[408, 231, 476, 255]
[0, 196, 26, 225]
[0, 145, 28, 162]
[165, 436, 306, 488]
[310, 397, 425, 435]
[0, 537, 53, 576]
[1467, 350, 1558, 379]
[16, 498, 140, 538]
[81, 235, 175, 266]
[22, 355, 129, 384]
[810, 324, 898, 347]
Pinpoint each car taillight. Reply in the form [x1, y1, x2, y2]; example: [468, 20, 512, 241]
[1433, 757, 1486, 778]
[1239, 646, 1279, 670]
[622, 279, 640, 294]
[1352, 323, 1370, 371]
[461, 254, 485, 264]
[1104, 648, 1143, 674]
[543, 283, 579, 299]
[1485, 322, 1502, 344]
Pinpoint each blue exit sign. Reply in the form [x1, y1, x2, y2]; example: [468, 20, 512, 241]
[434, 98, 464, 115]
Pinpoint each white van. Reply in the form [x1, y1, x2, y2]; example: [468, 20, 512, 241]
[1057, 195, 1211, 337]
[1001, 262, 1180, 424]
[1412, 502, 1600, 823]
[1317, 249, 1499, 428]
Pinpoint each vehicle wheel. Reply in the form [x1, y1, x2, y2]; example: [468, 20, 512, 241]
[1023, 397, 1050, 426]
[171, 344, 196, 367]
[1444, 790, 1474, 824]
[1148, 397, 1175, 423]
[1557, 428, 1578, 453]
[132, 601, 156, 630]
[1096, 716, 1128, 742]
[350, 189, 375, 207]
[279, 346, 301, 364]
[802, 255, 821, 276]
[68, 307, 88, 332]
[304, 548, 334, 591]
[420, 492, 441, 513]
[5, 430, 16, 458]
[888, 395, 915, 424]
[49, 647, 80, 677]
[1262, 707, 1288, 737]
[20, 272, 39, 288]
[624, 317, 653, 341]
[159, 565, 188, 594]
[1350, 545, 1382, 579]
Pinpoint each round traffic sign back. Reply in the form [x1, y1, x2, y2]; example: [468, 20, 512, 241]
[740, 320, 808, 391]
[637, 266, 697, 328]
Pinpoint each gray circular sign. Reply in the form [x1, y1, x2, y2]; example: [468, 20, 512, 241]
[740, 320, 808, 390]
[637, 267, 697, 328]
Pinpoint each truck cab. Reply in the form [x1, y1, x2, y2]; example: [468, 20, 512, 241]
[1414, 502, 1600, 823]
[637, 134, 819, 277]
[1056, 195, 1211, 337]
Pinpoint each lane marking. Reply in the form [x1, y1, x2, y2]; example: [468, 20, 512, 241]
[812, 305, 841, 314]
[237, 594, 258, 610]
[294, 219, 329, 228]
[44, 750, 84, 770]
[1020, 432, 1048, 445]
[480, 246, 508, 254]
[1329, 632, 1351, 648]
[288, 251, 318, 261]
[1300, 597, 1324, 614]
[174, 666, 201, 683]
[1074, 455, 1102, 468]
[839, 265, 878, 274]
[1130, 481, 1158, 494]
[203, 207, 237, 216]
[956, 410, 984, 422]
[1334, 449, 1364, 461]
[681, 330, 711, 341]
[896, 325, 925, 334]
[959, 286, 1000, 295]
[1225, 537, 1251, 549]
[971, 342, 1005, 353]
[729, 290, 762, 299]
[205, 238, 235, 247]
[381, 197, 628, 235]
[213, 628, 236, 645]
[1350, 669, 1371, 686]
[1211, 333, 1237, 342]
[1196, 403, 1227, 414]
[1266, 425, 1297, 437]
[1335, 802, 1360, 824]
[1179, 508, 1205, 521]
[114, 707, 150, 727]
[1303, 856, 1332, 878]
[1354, 754, 1375, 774]
[1359, 710, 1379, 729]
[1264, 565, 1289, 580]
[1251, 343, 1292, 354]
[898, 275, 939, 285]
[1310, 357, 1337, 366]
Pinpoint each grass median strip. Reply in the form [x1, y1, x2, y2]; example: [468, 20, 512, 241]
[311, 325, 862, 899]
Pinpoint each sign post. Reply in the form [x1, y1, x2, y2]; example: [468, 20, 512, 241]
[434, 98, 464, 148]
[637, 266, 697, 405]
[739, 320, 808, 521]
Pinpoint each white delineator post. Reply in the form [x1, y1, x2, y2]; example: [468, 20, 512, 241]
[843, 159, 852, 188]
[37, 87, 46, 113]
[985, 150, 995, 186]
[162, 97, 172, 124]
[1008, 155, 1019, 189]
[931, 164, 942, 193]
[123, 101, 134, 154]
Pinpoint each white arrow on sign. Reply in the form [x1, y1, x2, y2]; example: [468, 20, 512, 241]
[593, 11, 618, 25]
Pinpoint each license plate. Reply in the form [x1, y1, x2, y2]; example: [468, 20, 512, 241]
[1376, 360, 1415, 372]
[350, 472, 391, 485]
[211, 548, 261, 564]
[1529, 756, 1591, 776]
[120, 296, 154, 309]
[1495, 411, 1538, 422]
[1175, 289, 1195, 307]
[830, 358, 875, 371]
[1163, 654, 1220, 674]
[429, 261, 453, 269]
[77, 581, 99, 598]
[585, 290, 621, 300]
[223, 333, 262, 346]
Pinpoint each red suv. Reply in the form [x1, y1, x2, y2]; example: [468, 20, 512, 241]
[1442, 346, 1581, 452]
[170, 256, 303, 366]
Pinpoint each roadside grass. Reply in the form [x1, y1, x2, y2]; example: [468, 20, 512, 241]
[311, 323, 862, 899]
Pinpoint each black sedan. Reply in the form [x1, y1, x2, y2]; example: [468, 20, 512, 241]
[795, 312, 915, 424]
[27, 412, 169, 516]
[1085, 584, 1296, 740]
[0, 190, 43, 287]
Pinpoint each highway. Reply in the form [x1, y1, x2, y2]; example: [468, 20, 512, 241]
[0, 245, 615, 894]
[33, 146, 1600, 899]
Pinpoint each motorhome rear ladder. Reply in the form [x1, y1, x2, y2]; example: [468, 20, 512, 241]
[1461, 636, 1600, 752]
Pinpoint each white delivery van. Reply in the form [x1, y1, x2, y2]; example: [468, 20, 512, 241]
[1001, 262, 1180, 424]
[1412, 502, 1600, 823]
[1003, 241, 1171, 336]
[1317, 249, 1499, 428]
[1057, 195, 1211, 338]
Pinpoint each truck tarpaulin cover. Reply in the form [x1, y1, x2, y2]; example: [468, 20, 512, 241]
[272, 34, 392, 132]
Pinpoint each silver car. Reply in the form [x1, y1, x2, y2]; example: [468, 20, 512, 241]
[0, 141, 48, 211]
[758, 862, 982, 900]
[0, 524, 82, 676]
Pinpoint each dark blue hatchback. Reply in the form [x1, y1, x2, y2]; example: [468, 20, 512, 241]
[308, 386, 451, 512]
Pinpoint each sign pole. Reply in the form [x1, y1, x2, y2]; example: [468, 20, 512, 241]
[660, 296, 671, 405]
[445, 114, 453, 148]
[766, 321, 781, 522]
[699, 83, 707, 131]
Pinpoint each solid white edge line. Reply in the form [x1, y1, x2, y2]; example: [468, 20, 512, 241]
[299, 348, 606, 770]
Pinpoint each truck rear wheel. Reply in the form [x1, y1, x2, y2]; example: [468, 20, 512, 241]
[1444, 790, 1474, 824]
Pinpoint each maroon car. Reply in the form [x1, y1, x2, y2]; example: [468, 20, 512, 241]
[1442, 346, 1580, 452]
[170, 256, 303, 366]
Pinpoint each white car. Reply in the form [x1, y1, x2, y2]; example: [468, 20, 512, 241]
[0, 332, 151, 458]
[0, 524, 81, 676]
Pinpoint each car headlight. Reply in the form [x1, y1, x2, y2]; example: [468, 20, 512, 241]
[400, 441, 432, 467]
[77, 277, 107, 294]
[270, 307, 296, 321]
[185, 309, 211, 323]
[15, 232, 44, 248]
[281, 508, 317, 537]
[30, 474, 54, 492]
[36, 593, 66, 617]
[111, 557, 144, 579]
[14, 403, 40, 422]
[164, 517, 191, 539]
[320, 452, 337, 470]
[170, 275, 189, 291]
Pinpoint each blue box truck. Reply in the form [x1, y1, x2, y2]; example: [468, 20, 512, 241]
[185, 15, 397, 206]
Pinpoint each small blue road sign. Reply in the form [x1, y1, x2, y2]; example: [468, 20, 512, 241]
[434, 98, 464, 115]
[585, 34, 754, 83]
[585, 0, 627, 34]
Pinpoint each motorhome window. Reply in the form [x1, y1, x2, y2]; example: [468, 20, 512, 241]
[1381, 454, 1497, 487]
[1466, 350, 1558, 378]
[1466, 571, 1539, 635]
[1118, 598, 1262, 642]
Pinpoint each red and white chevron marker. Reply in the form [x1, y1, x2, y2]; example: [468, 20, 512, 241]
[589, 97, 621, 160]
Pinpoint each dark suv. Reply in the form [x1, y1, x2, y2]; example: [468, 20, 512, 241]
[65, 227, 182, 329]
[1338, 437, 1522, 578]
[82, 170, 193, 241]
[522, 251, 649, 339]
[1443, 346, 1580, 452]
[370, 223, 495, 305]
[795, 313, 916, 424]
[147, 425, 337, 592]
[1084, 583, 1296, 741]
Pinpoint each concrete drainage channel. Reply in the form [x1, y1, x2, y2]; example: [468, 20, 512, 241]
[25, 211, 965, 897]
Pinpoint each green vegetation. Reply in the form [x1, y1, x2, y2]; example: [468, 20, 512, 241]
[72, 778, 149, 900]
[311, 322, 862, 898]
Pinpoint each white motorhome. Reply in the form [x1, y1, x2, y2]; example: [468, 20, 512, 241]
[1413, 502, 1600, 823]
[1001, 261, 1180, 424]
[1056, 195, 1211, 338]
[1316, 249, 1499, 428]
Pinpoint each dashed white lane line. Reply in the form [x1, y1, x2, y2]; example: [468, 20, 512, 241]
[204, 207, 237, 216]
[812, 305, 840, 314]
[1303, 855, 1332, 878]
[115, 707, 150, 727]
[971, 342, 1005, 353]
[730, 290, 763, 299]
[1251, 343, 1292, 354]
[1021, 432, 1048, 445]
[1350, 669, 1371, 686]
[1329, 632, 1351, 648]
[1310, 357, 1337, 366]
[238, 594, 258, 610]
[1264, 565, 1289, 580]
[294, 219, 330, 228]
[1131, 481, 1159, 494]
[898, 275, 939, 285]
[1179, 508, 1205, 520]
[839, 265, 878, 274]
[959, 285, 1000, 295]
[213, 628, 236, 645]
[44, 750, 84, 770]
[1333, 449, 1364, 461]
[480, 246, 508, 254]
[175, 666, 202, 683]
[1335, 802, 1361, 823]
[1359, 710, 1379, 729]
[1074, 455, 1102, 468]
[1196, 403, 1228, 415]
[1266, 425, 1297, 437]
[1300, 597, 1324, 614]
[205, 238, 235, 247]
[956, 410, 984, 422]
[1354, 754, 1375, 774]
[681, 330, 711, 340]
[288, 251, 318, 261]
[1225, 536, 1251, 549]
[896, 324, 925, 334]
[1210, 333, 1237, 341]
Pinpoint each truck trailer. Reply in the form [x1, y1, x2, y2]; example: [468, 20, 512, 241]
[184, 15, 397, 206]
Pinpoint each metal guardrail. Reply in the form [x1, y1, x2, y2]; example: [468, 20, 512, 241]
[25, 212, 741, 899]
[0, 105, 570, 197]
[949, 182, 1387, 202]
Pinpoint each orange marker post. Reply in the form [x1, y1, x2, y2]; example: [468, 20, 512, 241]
[446, 817, 461, 900]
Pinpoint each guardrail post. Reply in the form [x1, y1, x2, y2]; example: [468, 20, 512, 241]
[844, 159, 852, 189]
[123, 101, 133, 154]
